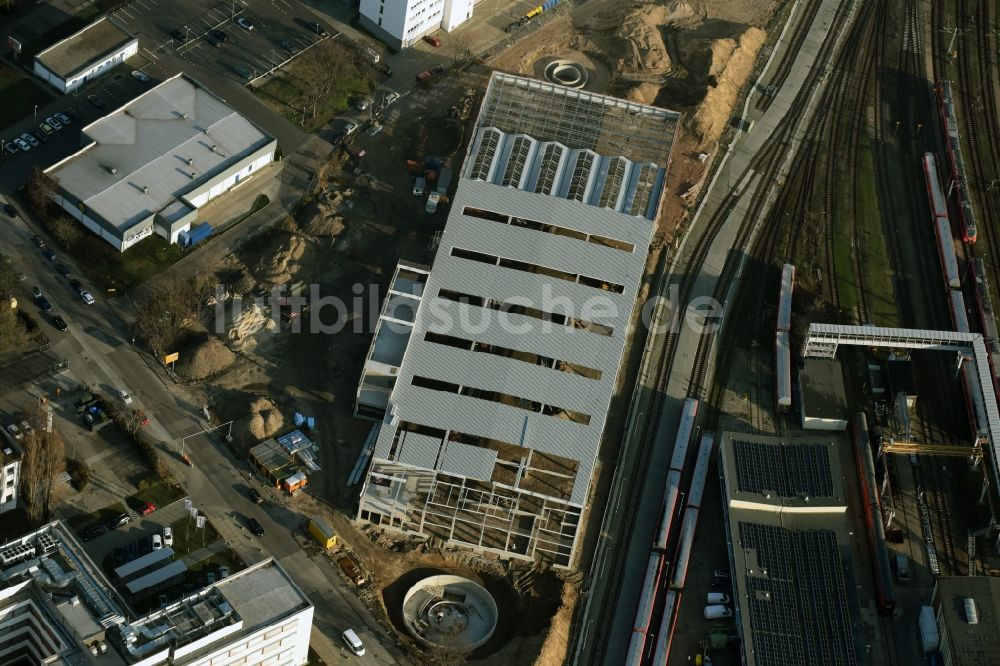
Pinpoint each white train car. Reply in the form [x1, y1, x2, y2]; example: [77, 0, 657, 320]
[624, 553, 663, 666]
[650, 589, 680, 665]
[669, 435, 714, 590]
[922, 153, 949, 219]
[949, 289, 970, 334]
[653, 398, 700, 551]
[775, 331, 792, 411]
[936, 217, 961, 289]
[776, 263, 795, 332]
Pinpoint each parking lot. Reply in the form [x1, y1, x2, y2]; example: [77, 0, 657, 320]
[109, 0, 337, 86]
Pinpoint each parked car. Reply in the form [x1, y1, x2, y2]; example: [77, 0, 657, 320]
[248, 488, 263, 504]
[80, 290, 95, 305]
[4, 143, 18, 157]
[46, 117, 62, 130]
[170, 28, 187, 42]
[218, 566, 230, 579]
[412, 176, 426, 196]
[384, 91, 400, 106]
[234, 65, 253, 80]
[131, 70, 150, 83]
[151, 534, 163, 550]
[42, 249, 56, 261]
[706, 592, 731, 605]
[416, 70, 432, 83]
[704, 604, 733, 619]
[86, 95, 107, 111]
[110, 513, 131, 529]
[13, 138, 29, 152]
[246, 518, 264, 536]
[206, 571, 216, 584]
[342, 629, 366, 657]
[713, 569, 730, 579]
[163, 527, 173, 547]
[82, 524, 107, 541]
[56, 263, 71, 277]
[31, 235, 46, 248]
[32, 286, 42, 299]
[118, 389, 133, 405]
[22, 132, 39, 147]
[39, 122, 54, 136]
[55, 112, 71, 125]
[37, 297, 52, 313]
[236, 17, 254, 31]
[132, 409, 149, 426]
[52, 315, 68, 331]
[356, 96, 372, 111]
[423, 34, 442, 47]
[139, 501, 156, 516]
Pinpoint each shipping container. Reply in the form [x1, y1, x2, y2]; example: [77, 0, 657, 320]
[308, 516, 338, 549]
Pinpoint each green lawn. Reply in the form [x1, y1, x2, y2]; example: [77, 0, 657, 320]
[129, 477, 184, 509]
[168, 516, 221, 555]
[0, 63, 52, 129]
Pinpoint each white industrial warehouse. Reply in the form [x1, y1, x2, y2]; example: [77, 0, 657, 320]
[33, 17, 138, 94]
[355, 72, 679, 568]
[45, 73, 276, 252]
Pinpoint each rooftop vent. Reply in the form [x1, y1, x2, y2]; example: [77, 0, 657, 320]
[187, 158, 194, 166]
[189, 171, 196, 179]
[181, 113, 189, 120]
[107, 167, 118, 175]
[142, 186, 148, 194]
[211, 144, 217, 152]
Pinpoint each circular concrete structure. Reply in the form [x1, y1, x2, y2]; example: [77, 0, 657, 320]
[401, 575, 498, 651]
[544, 59, 589, 89]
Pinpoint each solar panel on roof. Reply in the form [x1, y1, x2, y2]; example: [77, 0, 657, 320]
[732, 440, 834, 498]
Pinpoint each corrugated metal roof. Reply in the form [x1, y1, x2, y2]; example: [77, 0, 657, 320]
[114, 547, 174, 579]
[439, 441, 498, 481]
[125, 560, 187, 594]
[397, 432, 442, 469]
[47, 73, 273, 232]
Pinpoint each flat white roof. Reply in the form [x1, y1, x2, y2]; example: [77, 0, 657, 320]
[46, 73, 273, 232]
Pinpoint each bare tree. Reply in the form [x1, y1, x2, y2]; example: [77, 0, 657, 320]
[295, 41, 359, 119]
[24, 168, 58, 217]
[0, 0, 17, 13]
[449, 31, 474, 63]
[0, 305, 28, 353]
[19, 411, 66, 523]
[50, 216, 82, 247]
[133, 276, 210, 357]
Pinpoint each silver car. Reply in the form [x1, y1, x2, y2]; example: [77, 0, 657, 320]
[46, 116, 62, 130]
[13, 138, 29, 151]
[21, 133, 39, 148]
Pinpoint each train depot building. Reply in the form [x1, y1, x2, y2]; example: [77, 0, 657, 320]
[44, 73, 276, 252]
[354, 72, 679, 568]
[718, 432, 865, 665]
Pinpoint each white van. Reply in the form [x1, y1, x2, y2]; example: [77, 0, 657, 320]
[342, 629, 365, 656]
[706, 592, 731, 605]
[703, 605, 733, 620]
[896, 553, 910, 582]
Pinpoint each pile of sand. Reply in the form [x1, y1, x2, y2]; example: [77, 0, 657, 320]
[180, 336, 236, 380]
[255, 233, 310, 286]
[248, 396, 283, 440]
[625, 81, 662, 104]
[228, 303, 276, 351]
[533, 581, 579, 666]
[691, 27, 766, 146]
[615, 4, 673, 77]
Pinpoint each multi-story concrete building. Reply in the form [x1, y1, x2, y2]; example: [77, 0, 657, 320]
[45, 73, 276, 252]
[359, 0, 475, 50]
[354, 72, 679, 568]
[0, 521, 313, 666]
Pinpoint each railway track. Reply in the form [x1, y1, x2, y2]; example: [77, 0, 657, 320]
[582, 2, 859, 662]
[916, 405, 960, 575]
[755, 0, 825, 111]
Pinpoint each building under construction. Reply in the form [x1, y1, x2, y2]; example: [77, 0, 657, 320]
[354, 72, 680, 568]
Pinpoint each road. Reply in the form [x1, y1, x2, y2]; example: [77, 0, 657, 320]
[0, 208, 408, 665]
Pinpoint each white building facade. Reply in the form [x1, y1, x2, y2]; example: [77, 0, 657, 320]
[359, 0, 476, 50]
[0, 436, 20, 514]
[33, 17, 138, 94]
